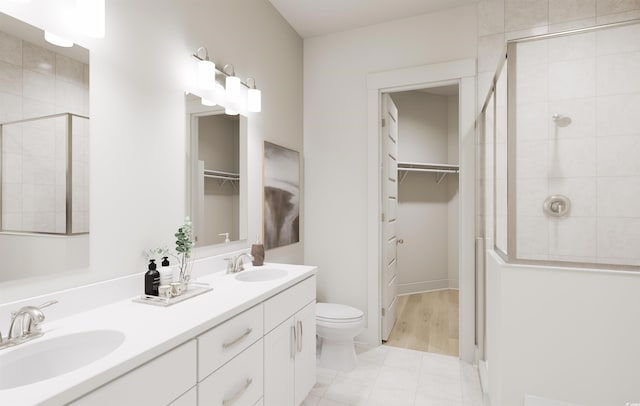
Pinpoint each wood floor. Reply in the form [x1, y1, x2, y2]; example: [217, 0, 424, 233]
[384, 289, 459, 357]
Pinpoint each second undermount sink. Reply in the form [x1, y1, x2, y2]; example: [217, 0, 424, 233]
[0, 329, 125, 390]
[235, 267, 288, 282]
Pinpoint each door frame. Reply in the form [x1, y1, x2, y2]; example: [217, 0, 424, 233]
[365, 58, 477, 363]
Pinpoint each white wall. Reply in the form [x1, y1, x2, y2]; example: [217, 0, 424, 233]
[304, 5, 477, 342]
[0, 0, 303, 303]
[447, 95, 460, 288]
[487, 251, 640, 405]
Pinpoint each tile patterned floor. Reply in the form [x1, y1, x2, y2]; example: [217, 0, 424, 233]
[303, 345, 487, 406]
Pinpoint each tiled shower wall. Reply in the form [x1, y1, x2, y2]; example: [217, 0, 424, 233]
[0, 30, 89, 233]
[476, 0, 640, 266]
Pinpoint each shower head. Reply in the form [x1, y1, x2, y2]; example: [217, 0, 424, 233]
[552, 114, 572, 127]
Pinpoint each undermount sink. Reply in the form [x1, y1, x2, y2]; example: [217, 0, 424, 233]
[0, 329, 125, 390]
[235, 267, 288, 282]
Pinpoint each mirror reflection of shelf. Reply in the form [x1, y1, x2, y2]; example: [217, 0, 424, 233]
[397, 162, 459, 185]
[203, 169, 240, 190]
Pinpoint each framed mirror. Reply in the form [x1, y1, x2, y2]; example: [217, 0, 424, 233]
[0, 11, 90, 283]
[185, 94, 247, 252]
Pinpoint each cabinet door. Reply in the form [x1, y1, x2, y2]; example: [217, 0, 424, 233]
[263, 317, 295, 406]
[294, 301, 316, 406]
[169, 387, 197, 406]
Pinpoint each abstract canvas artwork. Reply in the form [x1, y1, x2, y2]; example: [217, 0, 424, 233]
[263, 141, 300, 250]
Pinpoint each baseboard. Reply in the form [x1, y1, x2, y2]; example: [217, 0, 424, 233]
[397, 279, 450, 295]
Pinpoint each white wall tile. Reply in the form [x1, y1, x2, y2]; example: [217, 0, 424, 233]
[2, 183, 22, 213]
[22, 42, 55, 76]
[0, 92, 22, 123]
[505, 0, 549, 32]
[548, 31, 596, 62]
[596, 52, 640, 95]
[517, 216, 549, 256]
[22, 97, 56, 119]
[2, 153, 22, 183]
[548, 137, 596, 177]
[0, 31, 21, 66]
[2, 123, 22, 154]
[34, 212, 56, 232]
[517, 64, 548, 103]
[596, 0, 640, 15]
[517, 139, 548, 178]
[22, 69, 55, 103]
[0, 60, 22, 95]
[596, 94, 640, 136]
[596, 135, 640, 176]
[597, 217, 640, 261]
[478, 0, 505, 36]
[548, 177, 597, 216]
[595, 8, 640, 23]
[478, 34, 506, 73]
[548, 16, 597, 34]
[56, 80, 85, 114]
[517, 178, 548, 216]
[596, 23, 640, 55]
[2, 213, 22, 230]
[548, 59, 596, 100]
[56, 55, 85, 85]
[517, 101, 549, 140]
[517, 39, 548, 66]
[548, 217, 597, 257]
[597, 176, 640, 217]
[55, 185, 66, 212]
[549, 0, 597, 24]
[34, 185, 55, 212]
[548, 98, 596, 139]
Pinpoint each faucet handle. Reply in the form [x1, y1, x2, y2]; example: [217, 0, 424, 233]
[224, 257, 235, 273]
[23, 300, 58, 335]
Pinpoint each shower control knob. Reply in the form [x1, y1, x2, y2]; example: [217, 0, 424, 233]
[543, 195, 571, 217]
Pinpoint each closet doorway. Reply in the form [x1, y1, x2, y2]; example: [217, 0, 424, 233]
[381, 85, 461, 357]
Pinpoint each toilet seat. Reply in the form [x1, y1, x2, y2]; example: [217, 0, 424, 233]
[316, 303, 364, 323]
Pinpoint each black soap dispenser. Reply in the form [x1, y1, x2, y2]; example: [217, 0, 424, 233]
[145, 259, 160, 296]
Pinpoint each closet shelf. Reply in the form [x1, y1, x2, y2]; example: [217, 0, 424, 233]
[203, 169, 240, 190]
[397, 162, 459, 185]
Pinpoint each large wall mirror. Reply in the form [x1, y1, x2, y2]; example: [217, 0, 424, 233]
[186, 95, 247, 252]
[0, 12, 90, 282]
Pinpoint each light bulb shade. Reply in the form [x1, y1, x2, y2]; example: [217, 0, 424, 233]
[44, 31, 73, 47]
[201, 97, 216, 106]
[248, 88, 261, 113]
[225, 76, 241, 103]
[225, 107, 238, 116]
[198, 60, 216, 90]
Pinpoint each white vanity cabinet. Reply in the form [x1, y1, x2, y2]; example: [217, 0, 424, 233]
[70, 340, 197, 406]
[197, 304, 264, 406]
[264, 277, 316, 406]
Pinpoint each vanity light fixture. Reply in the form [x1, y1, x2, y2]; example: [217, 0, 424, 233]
[225, 107, 239, 116]
[246, 77, 261, 113]
[191, 48, 262, 113]
[195, 47, 216, 91]
[223, 64, 241, 103]
[44, 31, 73, 47]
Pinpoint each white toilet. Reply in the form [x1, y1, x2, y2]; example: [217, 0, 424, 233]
[316, 302, 364, 371]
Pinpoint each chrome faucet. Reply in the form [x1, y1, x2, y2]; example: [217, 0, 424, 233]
[225, 253, 254, 274]
[1, 300, 57, 350]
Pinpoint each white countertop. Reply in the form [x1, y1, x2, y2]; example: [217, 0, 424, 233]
[0, 263, 317, 406]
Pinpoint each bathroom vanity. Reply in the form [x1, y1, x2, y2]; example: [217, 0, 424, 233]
[0, 263, 316, 406]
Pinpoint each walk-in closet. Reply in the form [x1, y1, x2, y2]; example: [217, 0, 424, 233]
[384, 85, 460, 357]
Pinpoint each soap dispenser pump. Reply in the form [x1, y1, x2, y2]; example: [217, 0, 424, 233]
[145, 259, 160, 296]
[251, 234, 265, 266]
[159, 256, 173, 286]
[218, 232, 230, 243]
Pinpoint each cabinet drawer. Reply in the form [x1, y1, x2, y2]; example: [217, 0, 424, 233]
[198, 303, 263, 380]
[199, 339, 263, 406]
[169, 386, 197, 406]
[71, 340, 196, 406]
[264, 276, 316, 333]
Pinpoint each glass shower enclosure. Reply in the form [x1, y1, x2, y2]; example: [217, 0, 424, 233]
[485, 20, 640, 269]
[1, 113, 89, 235]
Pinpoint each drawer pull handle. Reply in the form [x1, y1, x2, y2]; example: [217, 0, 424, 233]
[222, 328, 253, 349]
[222, 378, 253, 406]
[297, 320, 303, 353]
[290, 324, 296, 359]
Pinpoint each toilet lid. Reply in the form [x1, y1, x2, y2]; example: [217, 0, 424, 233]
[316, 302, 363, 322]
